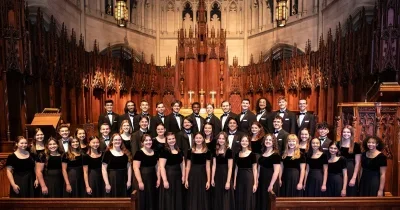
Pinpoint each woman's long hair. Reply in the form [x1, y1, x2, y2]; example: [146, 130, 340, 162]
[215, 132, 229, 156]
[66, 137, 81, 161]
[261, 133, 279, 155]
[164, 132, 180, 152]
[306, 138, 323, 158]
[31, 128, 44, 155]
[43, 137, 62, 166]
[107, 133, 132, 162]
[87, 136, 101, 155]
[191, 133, 208, 153]
[340, 125, 355, 154]
[251, 121, 265, 140]
[282, 134, 301, 159]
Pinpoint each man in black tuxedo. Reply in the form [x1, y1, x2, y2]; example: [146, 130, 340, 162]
[98, 99, 119, 135]
[165, 100, 184, 134]
[176, 117, 194, 159]
[57, 124, 71, 153]
[256, 97, 273, 133]
[205, 104, 222, 136]
[220, 100, 238, 132]
[150, 101, 166, 137]
[133, 99, 152, 132]
[296, 99, 316, 138]
[188, 102, 204, 134]
[119, 100, 137, 132]
[272, 116, 289, 154]
[98, 123, 112, 152]
[269, 97, 296, 134]
[237, 99, 256, 134]
[317, 122, 332, 155]
[226, 117, 244, 156]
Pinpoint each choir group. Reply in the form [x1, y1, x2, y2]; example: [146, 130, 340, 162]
[6, 97, 388, 210]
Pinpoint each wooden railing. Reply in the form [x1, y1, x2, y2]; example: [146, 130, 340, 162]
[269, 192, 400, 210]
[0, 191, 137, 210]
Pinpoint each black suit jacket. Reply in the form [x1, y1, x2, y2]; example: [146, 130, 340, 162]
[205, 114, 222, 136]
[220, 112, 238, 132]
[270, 110, 296, 134]
[98, 112, 120, 135]
[132, 113, 152, 133]
[150, 114, 165, 137]
[188, 113, 205, 134]
[58, 139, 69, 153]
[165, 113, 184, 134]
[176, 131, 194, 159]
[275, 129, 289, 155]
[119, 113, 135, 132]
[237, 110, 257, 134]
[296, 112, 316, 138]
[320, 137, 332, 155]
[257, 111, 273, 133]
[228, 131, 244, 156]
[99, 136, 111, 152]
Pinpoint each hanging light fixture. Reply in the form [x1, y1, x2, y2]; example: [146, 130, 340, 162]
[275, 0, 288, 27]
[114, 0, 129, 27]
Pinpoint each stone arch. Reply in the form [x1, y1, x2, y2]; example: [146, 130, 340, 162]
[263, 43, 304, 61]
[100, 44, 142, 62]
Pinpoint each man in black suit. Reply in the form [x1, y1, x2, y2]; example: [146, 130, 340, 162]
[133, 99, 152, 132]
[176, 117, 194, 159]
[220, 100, 238, 132]
[165, 100, 184, 134]
[269, 96, 296, 134]
[98, 123, 111, 152]
[205, 104, 222, 135]
[188, 102, 204, 134]
[317, 122, 332, 155]
[150, 101, 166, 137]
[98, 99, 119, 135]
[256, 97, 273, 133]
[57, 124, 71, 153]
[226, 117, 244, 156]
[296, 99, 316, 138]
[237, 98, 256, 134]
[272, 116, 289, 154]
[119, 100, 137, 132]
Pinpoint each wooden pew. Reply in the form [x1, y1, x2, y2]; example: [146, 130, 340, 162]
[0, 191, 137, 210]
[269, 192, 400, 210]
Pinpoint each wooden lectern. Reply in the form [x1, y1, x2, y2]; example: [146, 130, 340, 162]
[336, 102, 400, 196]
[26, 108, 65, 139]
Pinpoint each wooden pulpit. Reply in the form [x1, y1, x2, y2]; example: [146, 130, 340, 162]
[26, 108, 64, 139]
[336, 102, 400, 196]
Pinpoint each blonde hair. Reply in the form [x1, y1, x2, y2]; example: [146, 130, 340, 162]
[282, 134, 301, 159]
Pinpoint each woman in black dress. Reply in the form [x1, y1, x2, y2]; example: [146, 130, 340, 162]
[304, 138, 328, 196]
[36, 137, 64, 197]
[250, 122, 264, 158]
[359, 136, 387, 196]
[31, 128, 45, 196]
[327, 141, 347, 197]
[339, 125, 361, 196]
[298, 128, 310, 154]
[102, 133, 132, 197]
[133, 134, 160, 210]
[256, 133, 280, 210]
[234, 135, 257, 210]
[6, 136, 35, 197]
[120, 119, 133, 152]
[159, 132, 185, 210]
[279, 134, 306, 197]
[211, 132, 235, 210]
[152, 123, 166, 153]
[76, 128, 88, 154]
[202, 122, 216, 155]
[185, 133, 212, 210]
[83, 136, 104, 197]
[61, 137, 85, 197]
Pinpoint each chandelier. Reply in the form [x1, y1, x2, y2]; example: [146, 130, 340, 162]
[114, 0, 129, 27]
[275, 0, 288, 27]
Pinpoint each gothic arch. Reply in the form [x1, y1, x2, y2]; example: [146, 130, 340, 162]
[262, 43, 304, 61]
[100, 44, 142, 62]
[182, 1, 193, 20]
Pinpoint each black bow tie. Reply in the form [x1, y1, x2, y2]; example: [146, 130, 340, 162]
[319, 137, 326, 141]
[129, 114, 135, 117]
[222, 113, 228, 117]
[142, 113, 149, 116]
[159, 115, 164, 118]
[273, 131, 279, 134]
[241, 111, 247, 115]
[194, 114, 200, 118]
[62, 140, 69, 144]
[229, 132, 236, 135]
[185, 130, 191, 135]
[258, 110, 265, 115]
[107, 112, 113, 115]
[174, 113, 180, 117]
[104, 138, 110, 141]
[299, 112, 306, 115]
[279, 110, 285, 113]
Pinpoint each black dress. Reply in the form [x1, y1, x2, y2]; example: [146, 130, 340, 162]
[6, 153, 35, 198]
[327, 156, 347, 196]
[206, 139, 216, 155]
[257, 153, 280, 210]
[62, 153, 86, 197]
[122, 138, 132, 152]
[186, 149, 212, 210]
[212, 149, 235, 210]
[33, 149, 45, 197]
[339, 142, 361, 196]
[37, 154, 64, 197]
[359, 152, 387, 196]
[280, 153, 306, 197]
[86, 153, 104, 197]
[152, 137, 165, 153]
[235, 152, 257, 210]
[159, 149, 184, 210]
[305, 153, 328, 197]
[102, 150, 130, 197]
[134, 150, 159, 210]
[251, 139, 263, 157]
